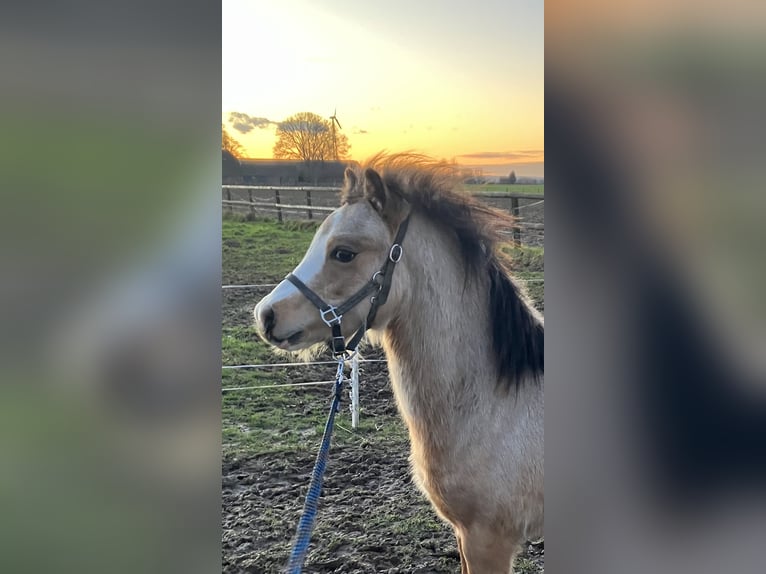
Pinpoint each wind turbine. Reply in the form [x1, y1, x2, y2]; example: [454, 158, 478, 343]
[329, 108, 342, 160]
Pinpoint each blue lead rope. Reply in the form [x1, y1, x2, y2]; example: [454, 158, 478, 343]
[285, 359, 346, 574]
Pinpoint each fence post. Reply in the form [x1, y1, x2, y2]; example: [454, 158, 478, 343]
[510, 196, 521, 246]
[248, 189, 255, 218]
[305, 189, 313, 220]
[350, 354, 360, 429]
[225, 187, 232, 215]
[274, 188, 283, 223]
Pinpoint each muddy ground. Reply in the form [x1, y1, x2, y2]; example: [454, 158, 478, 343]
[222, 219, 544, 573]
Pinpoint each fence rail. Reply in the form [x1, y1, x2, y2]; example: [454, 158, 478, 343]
[222, 199, 336, 213]
[472, 192, 544, 200]
[222, 185, 339, 192]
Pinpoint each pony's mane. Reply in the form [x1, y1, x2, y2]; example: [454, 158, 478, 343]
[343, 153, 544, 387]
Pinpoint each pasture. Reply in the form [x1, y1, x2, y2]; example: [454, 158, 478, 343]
[464, 184, 544, 195]
[222, 218, 544, 573]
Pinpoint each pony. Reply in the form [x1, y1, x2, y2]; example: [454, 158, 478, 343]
[254, 153, 544, 573]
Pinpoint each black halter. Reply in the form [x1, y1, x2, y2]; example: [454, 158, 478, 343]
[286, 214, 411, 356]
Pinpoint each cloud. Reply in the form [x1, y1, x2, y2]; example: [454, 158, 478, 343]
[228, 112, 277, 134]
[458, 150, 544, 161]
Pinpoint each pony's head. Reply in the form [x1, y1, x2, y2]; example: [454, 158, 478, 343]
[254, 165, 409, 355]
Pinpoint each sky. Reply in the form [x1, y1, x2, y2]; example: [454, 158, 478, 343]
[222, 0, 543, 177]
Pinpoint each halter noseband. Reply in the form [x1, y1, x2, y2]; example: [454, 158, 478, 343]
[286, 214, 411, 357]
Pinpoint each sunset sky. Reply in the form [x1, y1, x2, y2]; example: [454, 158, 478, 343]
[222, 0, 543, 177]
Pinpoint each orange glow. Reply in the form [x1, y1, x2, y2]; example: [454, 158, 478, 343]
[223, 0, 543, 177]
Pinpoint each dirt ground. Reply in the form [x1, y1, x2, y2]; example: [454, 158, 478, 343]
[221, 219, 544, 573]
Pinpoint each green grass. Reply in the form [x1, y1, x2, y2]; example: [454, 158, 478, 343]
[501, 244, 544, 309]
[222, 339, 408, 456]
[222, 373, 408, 457]
[222, 218, 328, 456]
[222, 218, 319, 285]
[389, 507, 445, 536]
[516, 557, 542, 573]
[464, 183, 544, 195]
[221, 326, 318, 456]
[221, 276, 408, 457]
[502, 244, 544, 271]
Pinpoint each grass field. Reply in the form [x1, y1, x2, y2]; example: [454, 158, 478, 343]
[464, 183, 544, 195]
[222, 218, 544, 573]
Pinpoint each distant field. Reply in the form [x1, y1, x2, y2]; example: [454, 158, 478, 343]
[464, 183, 544, 195]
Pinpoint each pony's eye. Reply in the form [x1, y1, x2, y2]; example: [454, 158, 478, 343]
[331, 248, 357, 263]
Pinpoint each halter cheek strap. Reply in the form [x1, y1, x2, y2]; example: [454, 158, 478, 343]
[286, 214, 411, 356]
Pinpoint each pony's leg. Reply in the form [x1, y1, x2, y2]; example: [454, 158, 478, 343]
[454, 528, 468, 574]
[460, 525, 520, 574]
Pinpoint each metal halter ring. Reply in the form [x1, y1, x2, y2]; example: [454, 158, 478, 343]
[320, 306, 342, 327]
[389, 244, 403, 263]
[370, 295, 377, 305]
[371, 271, 384, 286]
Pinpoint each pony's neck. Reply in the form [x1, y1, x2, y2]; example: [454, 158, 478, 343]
[378, 216, 497, 433]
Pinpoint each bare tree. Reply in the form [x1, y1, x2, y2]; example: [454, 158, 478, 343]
[508, 170, 517, 184]
[273, 112, 350, 162]
[222, 124, 245, 158]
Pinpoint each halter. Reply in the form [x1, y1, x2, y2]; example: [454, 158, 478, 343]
[286, 214, 411, 357]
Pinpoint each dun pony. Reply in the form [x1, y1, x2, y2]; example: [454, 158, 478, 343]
[255, 153, 543, 573]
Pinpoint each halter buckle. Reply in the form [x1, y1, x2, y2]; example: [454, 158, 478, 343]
[320, 306, 342, 327]
[389, 244, 403, 263]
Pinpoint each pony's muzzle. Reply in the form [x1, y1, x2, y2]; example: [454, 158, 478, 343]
[255, 300, 305, 349]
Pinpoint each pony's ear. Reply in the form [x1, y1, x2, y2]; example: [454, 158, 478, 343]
[363, 168, 387, 212]
[343, 167, 357, 190]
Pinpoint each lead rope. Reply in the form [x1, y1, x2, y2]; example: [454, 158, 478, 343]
[285, 357, 346, 574]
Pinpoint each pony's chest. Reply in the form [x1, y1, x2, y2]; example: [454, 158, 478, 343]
[388, 370, 451, 426]
[409, 455, 480, 526]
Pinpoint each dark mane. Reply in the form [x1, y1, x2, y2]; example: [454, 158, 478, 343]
[343, 152, 544, 387]
[489, 258, 545, 386]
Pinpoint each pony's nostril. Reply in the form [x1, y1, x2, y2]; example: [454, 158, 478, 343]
[259, 306, 276, 334]
[264, 308, 275, 333]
